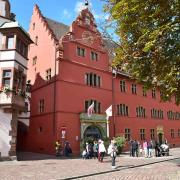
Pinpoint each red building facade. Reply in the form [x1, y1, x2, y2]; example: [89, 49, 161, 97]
[26, 5, 180, 155]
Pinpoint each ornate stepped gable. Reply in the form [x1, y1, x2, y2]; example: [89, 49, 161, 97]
[34, 4, 69, 43]
[33, 5, 117, 53]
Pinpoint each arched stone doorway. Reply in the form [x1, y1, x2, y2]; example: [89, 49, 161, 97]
[84, 125, 102, 140]
[80, 113, 107, 151]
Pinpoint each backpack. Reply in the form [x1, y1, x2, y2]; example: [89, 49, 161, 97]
[93, 144, 98, 152]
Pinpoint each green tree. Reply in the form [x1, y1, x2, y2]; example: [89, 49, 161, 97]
[104, 0, 180, 104]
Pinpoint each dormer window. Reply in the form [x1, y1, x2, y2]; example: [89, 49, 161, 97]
[7, 35, 14, 49]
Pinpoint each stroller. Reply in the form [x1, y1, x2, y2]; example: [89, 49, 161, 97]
[160, 144, 169, 156]
[156, 143, 169, 156]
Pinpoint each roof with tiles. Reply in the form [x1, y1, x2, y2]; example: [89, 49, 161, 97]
[44, 17, 69, 40]
[44, 16, 117, 52]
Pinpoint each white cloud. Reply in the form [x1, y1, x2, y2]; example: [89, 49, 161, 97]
[62, 9, 71, 18]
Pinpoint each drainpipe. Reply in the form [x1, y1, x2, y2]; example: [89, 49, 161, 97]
[53, 43, 59, 136]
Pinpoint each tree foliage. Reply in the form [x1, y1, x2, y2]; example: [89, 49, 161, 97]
[104, 0, 180, 105]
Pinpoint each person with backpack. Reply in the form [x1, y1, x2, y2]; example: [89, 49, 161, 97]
[93, 141, 99, 159]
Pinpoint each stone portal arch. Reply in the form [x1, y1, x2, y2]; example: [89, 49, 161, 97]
[80, 113, 108, 151]
[83, 125, 105, 140]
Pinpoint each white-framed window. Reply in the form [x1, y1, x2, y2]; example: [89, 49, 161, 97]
[117, 104, 129, 116]
[120, 80, 126, 92]
[152, 89, 156, 99]
[39, 99, 45, 113]
[140, 129, 145, 140]
[136, 106, 146, 118]
[16, 38, 28, 57]
[132, 84, 137, 94]
[46, 68, 51, 80]
[125, 128, 131, 141]
[77, 47, 85, 57]
[150, 129, 155, 139]
[85, 73, 101, 87]
[151, 109, 163, 119]
[2, 69, 11, 87]
[7, 35, 14, 49]
[91, 51, 98, 61]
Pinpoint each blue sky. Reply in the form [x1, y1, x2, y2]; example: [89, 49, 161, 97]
[9, 0, 107, 31]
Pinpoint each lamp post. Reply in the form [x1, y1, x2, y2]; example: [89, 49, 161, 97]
[112, 68, 117, 137]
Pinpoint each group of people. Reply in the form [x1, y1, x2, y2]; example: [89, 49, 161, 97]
[55, 140, 72, 157]
[129, 139, 169, 158]
[82, 139, 118, 169]
[82, 140, 106, 162]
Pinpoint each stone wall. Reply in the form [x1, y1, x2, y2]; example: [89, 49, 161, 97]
[0, 108, 18, 160]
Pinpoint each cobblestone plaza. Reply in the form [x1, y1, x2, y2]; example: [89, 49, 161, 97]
[0, 148, 180, 180]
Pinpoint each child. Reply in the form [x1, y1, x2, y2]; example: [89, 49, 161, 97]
[82, 149, 87, 159]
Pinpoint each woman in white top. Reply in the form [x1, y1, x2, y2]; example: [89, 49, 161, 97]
[108, 140, 118, 168]
[98, 140, 106, 162]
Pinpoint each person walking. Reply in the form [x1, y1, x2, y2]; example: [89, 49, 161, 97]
[143, 140, 148, 158]
[98, 140, 106, 162]
[132, 140, 138, 157]
[129, 140, 133, 157]
[64, 141, 72, 157]
[93, 141, 99, 159]
[155, 140, 160, 157]
[55, 140, 61, 156]
[147, 140, 153, 158]
[108, 140, 118, 169]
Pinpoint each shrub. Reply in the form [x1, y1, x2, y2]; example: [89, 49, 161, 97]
[102, 137, 110, 149]
[114, 136, 126, 154]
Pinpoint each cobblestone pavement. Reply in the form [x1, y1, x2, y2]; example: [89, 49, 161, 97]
[0, 148, 180, 180]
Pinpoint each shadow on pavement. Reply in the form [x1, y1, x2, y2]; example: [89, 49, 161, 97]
[17, 151, 82, 161]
